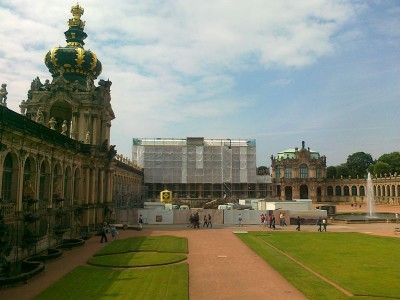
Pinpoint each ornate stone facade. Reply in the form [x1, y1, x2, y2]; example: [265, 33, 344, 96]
[271, 141, 400, 205]
[271, 141, 327, 201]
[0, 5, 143, 263]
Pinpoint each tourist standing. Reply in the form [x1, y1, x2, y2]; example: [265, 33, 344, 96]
[238, 214, 243, 226]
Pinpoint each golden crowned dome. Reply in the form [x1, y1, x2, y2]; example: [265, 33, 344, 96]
[44, 4, 102, 83]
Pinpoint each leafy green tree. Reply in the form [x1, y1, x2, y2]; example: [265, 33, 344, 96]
[346, 152, 373, 178]
[372, 161, 391, 176]
[377, 152, 400, 174]
[326, 166, 337, 178]
[336, 164, 350, 178]
[257, 166, 269, 175]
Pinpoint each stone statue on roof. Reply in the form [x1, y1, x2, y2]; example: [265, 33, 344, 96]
[0, 84, 8, 105]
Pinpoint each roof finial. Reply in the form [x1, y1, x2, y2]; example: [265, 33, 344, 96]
[68, 3, 85, 29]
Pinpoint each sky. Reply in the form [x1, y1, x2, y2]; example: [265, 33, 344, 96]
[1, 0, 399, 167]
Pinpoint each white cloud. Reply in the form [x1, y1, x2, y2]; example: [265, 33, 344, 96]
[2, 0, 398, 166]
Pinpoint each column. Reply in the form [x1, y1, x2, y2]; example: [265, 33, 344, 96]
[84, 167, 90, 205]
[99, 169, 104, 204]
[92, 115, 98, 146]
[90, 168, 96, 204]
[70, 110, 79, 140]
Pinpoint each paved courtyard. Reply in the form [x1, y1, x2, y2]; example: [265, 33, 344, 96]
[0, 204, 399, 300]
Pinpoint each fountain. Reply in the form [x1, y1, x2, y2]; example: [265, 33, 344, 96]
[366, 172, 375, 217]
[333, 172, 396, 223]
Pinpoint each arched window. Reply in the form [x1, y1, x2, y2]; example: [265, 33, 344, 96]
[360, 186, 365, 196]
[284, 166, 292, 179]
[387, 185, 391, 197]
[344, 186, 350, 196]
[39, 163, 46, 201]
[299, 164, 308, 179]
[392, 185, 396, 197]
[2, 153, 13, 202]
[316, 165, 322, 179]
[327, 186, 333, 196]
[23, 159, 32, 183]
[378, 186, 381, 197]
[275, 167, 280, 180]
[351, 186, 357, 196]
[335, 186, 342, 196]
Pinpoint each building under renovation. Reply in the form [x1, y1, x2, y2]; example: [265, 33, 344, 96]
[132, 137, 270, 200]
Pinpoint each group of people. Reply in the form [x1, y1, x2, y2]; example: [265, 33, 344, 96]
[259, 213, 288, 230]
[99, 222, 119, 243]
[203, 214, 213, 228]
[189, 212, 213, 228]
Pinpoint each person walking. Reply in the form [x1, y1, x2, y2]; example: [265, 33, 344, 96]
[100, 222, 108, 243]
[317, 217, 322, 232]
[269, 214, 273, 228]
[203, 215, 208, 228]
[279, 212, 284, 227]
[322, 218, 327, 231]
[260, 214, 265, 227]
[207, 214, 212, 228]
[238, 214, 243, 227]
[282, 212, 288, 227]
[138, 214, 143, 230]
[111, 225, 118, 241]
[271, 215, 276, 230]
[296, 216, 301, 231]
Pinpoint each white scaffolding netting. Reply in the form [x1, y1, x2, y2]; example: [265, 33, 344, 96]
[132, 138, 257, 184]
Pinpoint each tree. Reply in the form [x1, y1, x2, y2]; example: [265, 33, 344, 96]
[346, 152, 373, 178]
[257, 166, 269, 175]
[336, 164, 350, 178]
[372, 161, 391, 176]
[326, 166, 337, 178]
[377, 152, 400, 174]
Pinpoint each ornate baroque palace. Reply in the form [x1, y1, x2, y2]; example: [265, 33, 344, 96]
[0, 5, 143, 263]
[271, 141, 400, 205]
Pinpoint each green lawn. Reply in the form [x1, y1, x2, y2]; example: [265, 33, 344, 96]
[237, 232, 400, 300]
[88, 252, 187, 267]
[33, 264, 188, 300]
[34, 235, 189, 300]
[95, 235, 188, 256]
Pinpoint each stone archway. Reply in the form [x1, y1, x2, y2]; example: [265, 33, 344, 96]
[300, 185, 309, 199]
[49, 101, 72, 135]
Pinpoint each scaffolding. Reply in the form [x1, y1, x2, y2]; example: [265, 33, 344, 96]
[132, 137, 257, 199]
